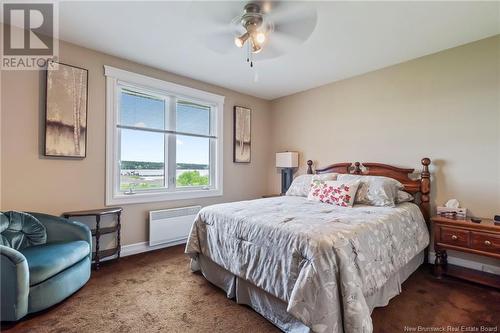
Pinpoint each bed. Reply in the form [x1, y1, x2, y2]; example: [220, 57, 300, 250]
[185, 158, 432, 333]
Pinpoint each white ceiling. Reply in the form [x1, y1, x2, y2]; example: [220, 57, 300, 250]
[57, 1, 500, 100]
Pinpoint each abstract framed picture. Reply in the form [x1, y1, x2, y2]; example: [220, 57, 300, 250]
[233, 106, 251, 163]
[45, 61, 88, 158]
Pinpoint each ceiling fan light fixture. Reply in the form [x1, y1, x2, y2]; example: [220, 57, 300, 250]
[254, 31, 266, 45]
[251, 40, 262, 54]
[231, 1, 284, 65]
[234, 32, 249, 48]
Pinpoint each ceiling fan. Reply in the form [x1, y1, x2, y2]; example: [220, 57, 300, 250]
[199, 1, 318, 68]
[233, 2, 268, 56]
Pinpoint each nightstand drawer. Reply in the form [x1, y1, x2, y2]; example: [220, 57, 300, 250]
[471, 232, 500, 254]
[439, 227, 469, 247]
[432, 215, 500, 288]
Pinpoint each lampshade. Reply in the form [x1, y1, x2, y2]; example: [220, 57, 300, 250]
[276, 152, 299, 168]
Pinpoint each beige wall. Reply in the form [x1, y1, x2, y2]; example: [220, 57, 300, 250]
[269, 36, 500, 218]
[1, 39, 272, 246]
[1, 29, 499, 255]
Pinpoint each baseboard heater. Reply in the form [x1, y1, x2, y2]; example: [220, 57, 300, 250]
[149, 206, 201, 247]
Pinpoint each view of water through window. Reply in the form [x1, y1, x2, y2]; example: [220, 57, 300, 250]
[119, 90, 210, 191]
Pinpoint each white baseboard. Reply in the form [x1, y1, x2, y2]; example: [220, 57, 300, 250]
[121, 238, 187, 257]
[429, 251, 500, 275]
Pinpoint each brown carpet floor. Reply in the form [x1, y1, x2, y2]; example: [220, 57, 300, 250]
[2, 245, 499, 333]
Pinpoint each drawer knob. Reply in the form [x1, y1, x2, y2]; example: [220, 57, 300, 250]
[451, 235, 458, 240]
[484, 240, 492, 246]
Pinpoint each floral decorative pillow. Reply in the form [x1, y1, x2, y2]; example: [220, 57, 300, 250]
[337, 174, 403, 207]
[286, 173, 338, 197]
[307, 180, 360, 207]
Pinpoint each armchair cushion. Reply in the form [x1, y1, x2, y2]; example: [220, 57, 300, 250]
[27, 213, 92, 257]
[0, 245, 29, 321]
[0, 212, 47, 250]
[20, 241, 90, 286]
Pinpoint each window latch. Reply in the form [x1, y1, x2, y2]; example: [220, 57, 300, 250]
[124, 184, 136, 195]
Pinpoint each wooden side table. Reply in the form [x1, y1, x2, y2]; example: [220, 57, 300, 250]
[63, 207, 123, 270]
[431, 215, 499, 288]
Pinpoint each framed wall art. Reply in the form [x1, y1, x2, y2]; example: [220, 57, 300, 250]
[233, 105, 251, 163]
[45, 61, 88, 158]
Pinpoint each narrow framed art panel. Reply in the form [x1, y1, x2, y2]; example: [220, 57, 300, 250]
[233, 106, 251, 163]
[45, 61, 89, 158]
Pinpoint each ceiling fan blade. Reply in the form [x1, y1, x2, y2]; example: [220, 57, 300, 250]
[266, 1, 317, 28]
[260, 1, 285, 15]
[189, 1, 243, 26]
[273, 14, 318, 43]
[254, 30, 299, 60]
[190, 1, 246, 54]
[201, 31, 237, 54]
[255, 42, 286, 60]
[256, 24, 307, 60]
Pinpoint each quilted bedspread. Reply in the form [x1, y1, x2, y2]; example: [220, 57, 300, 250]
[185, 196, 429, 333]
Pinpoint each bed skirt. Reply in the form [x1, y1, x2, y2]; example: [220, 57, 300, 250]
[191, 251, 425, 333]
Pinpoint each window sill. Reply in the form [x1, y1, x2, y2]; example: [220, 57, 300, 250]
[106, 188, 223, 205]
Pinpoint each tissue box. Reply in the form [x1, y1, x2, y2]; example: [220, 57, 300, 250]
[437, 206, 467, 217]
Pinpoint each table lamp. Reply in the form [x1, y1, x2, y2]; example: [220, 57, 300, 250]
[276, 152, 299, 194]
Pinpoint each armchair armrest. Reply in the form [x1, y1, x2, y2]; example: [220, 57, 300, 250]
[0, 245, 29, 321]
[28, 213, 92, 257]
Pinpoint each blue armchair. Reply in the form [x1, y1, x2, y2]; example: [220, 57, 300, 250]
[1, 212, 92, 321]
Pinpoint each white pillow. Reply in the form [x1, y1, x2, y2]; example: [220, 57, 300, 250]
[337, 174, 403, 207]
[286, 173, 338, 197]
[307, 179, 360, 207]
[396, 190, 414, 203]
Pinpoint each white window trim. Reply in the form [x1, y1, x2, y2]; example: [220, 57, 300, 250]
[104, 65, 224, 205]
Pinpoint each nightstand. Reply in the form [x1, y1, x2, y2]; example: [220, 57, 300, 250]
[431, 215, 499, 288]
[262, 194, 282, 198]
[63, 207, 123, 270]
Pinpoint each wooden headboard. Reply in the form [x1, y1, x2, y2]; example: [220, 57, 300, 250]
[306, 158, 431, 222]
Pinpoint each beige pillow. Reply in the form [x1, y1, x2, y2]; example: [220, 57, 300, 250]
[396, 190, 414, 203]
[286, 173, 338, 197]
[337, 174, 403, 207]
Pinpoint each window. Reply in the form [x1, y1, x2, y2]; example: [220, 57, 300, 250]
[105, 66, 224, 204]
